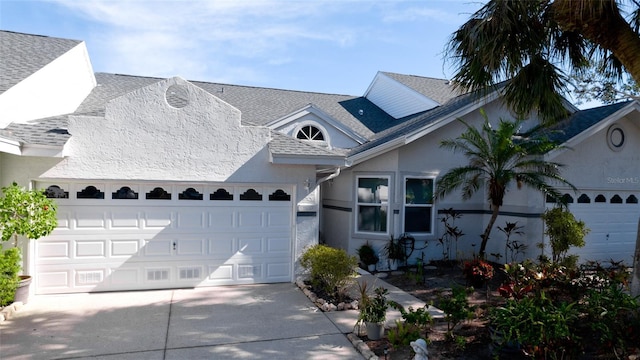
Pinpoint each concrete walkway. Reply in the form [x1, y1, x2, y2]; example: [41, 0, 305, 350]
[0, 272, 438, 360]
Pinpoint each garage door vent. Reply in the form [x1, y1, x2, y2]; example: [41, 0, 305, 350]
[77, 271, 103, 284]
[147, 269, 169, 281]
[239, 265, 261, 279]
[179, 267, 201, 280]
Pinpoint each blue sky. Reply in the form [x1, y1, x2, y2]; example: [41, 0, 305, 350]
[0, 0, 481, 96]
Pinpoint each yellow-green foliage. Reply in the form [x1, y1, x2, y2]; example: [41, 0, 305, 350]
[0, 248, 21, 306]
[300, 244, 357, 301]
[542, 207, 590, 265]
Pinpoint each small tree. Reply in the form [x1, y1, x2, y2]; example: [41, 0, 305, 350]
[542, 207, 589, 266]
[0, 183, 57, 304]
[0, 183, 58, 247]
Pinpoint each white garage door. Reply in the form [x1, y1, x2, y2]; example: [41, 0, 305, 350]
[547, 191, 639, 265]
[34, 182, 294, 294]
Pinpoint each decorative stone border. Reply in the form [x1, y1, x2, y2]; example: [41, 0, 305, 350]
[0, 301, 25, 323]
[295, 278, 359, 312]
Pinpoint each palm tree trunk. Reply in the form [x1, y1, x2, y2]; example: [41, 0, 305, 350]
[479, 205, 500, 258]
[552, 0, 640, 84]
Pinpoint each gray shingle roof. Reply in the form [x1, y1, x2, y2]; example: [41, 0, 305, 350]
[1, 30, 632, 160]
[381, 72, 461, 105]
[0, 31, 81, 94]
[1, 116, 70, 147]
[268, 131, 345, 158]
[545, 101, 632, 144]
[348, 88, 487, 156]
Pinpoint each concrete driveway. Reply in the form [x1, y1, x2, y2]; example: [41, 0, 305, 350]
[0, 283, 364, 360]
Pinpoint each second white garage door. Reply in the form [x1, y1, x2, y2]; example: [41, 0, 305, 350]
[548, 191, 639, 265]
[34, 182, 294, 294]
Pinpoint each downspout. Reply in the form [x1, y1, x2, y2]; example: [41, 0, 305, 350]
[316, 167, 341, 185]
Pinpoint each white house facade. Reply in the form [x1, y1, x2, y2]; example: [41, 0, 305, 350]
[1, 30, 638, 295]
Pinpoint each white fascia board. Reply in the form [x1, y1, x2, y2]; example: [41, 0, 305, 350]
[0, 137, 21, 155]
[546, 101, 640, 160]
[346, 137, 406, 166]
[21, 144, 65, 157]
[267, 104, 367, 144]
[405, 92, 497, 144]
[269, 153, 346, 166]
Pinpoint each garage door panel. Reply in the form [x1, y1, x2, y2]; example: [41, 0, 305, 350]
[38, 270, 70, 290]
[176, 211, 206, 229]
[111, 211, 141, 228]
[267, 237, 291, 253]
[111, 239, 140, 256]
[143, 210, 173, 228]
[209, 209, 235, 229]
[238, 210, 264, 228]
[38, 241, 71, 259]
[208, 264, 234, 281]
[209, 236, 235, 256]
[36, 183, 294, 294]
[238, 237, 264, 254]
[75, 240, 106, 258]
[75, 210, 107, 229]
[177, 239, 206, 255]
[267, 211, 291, 228]
[144, 239, 173, 256]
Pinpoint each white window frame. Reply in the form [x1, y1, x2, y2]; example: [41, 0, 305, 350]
[402, 175, 435, 235]
[355, 175, 391, 235]
[293, 122, 329, 148]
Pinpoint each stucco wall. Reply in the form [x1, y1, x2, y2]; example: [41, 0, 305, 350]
[321, 99, 555, 263]
[42, 77, 274, 182]
[552, 116, 640, 191]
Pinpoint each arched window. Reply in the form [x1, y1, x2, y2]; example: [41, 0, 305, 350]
[296, 125, 325, 141]
[626, 195, 638, 204]
[577, 194, 590, 203]
[611, 194, 623, 204]
[595, 194, 607, 203]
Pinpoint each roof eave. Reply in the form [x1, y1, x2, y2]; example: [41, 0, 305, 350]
[269, 153, 346, 166]
[21, 144, 65, 157]
[0, 137, 21, 155]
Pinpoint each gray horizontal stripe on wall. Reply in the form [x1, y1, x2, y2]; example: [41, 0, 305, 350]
[297, 211, 317, 217]
[437, 209, 542, 218]
[322, 204, 352, 212]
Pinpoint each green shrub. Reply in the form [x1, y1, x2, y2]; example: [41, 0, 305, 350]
[0, 248, 21, 306]
[490, 294, 580, 359]
[581, 284, 640, 353]
[387, 320, 421, 349]
[391, 303, 433, 331]
[542, 207, 589, 265]
[438, 285, 474, 339]
[300, 244, 357, 302]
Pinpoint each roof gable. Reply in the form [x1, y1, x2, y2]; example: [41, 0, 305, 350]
[0, 31, 82, 94]
[545, 101, 639, 159]
[41, 77, 274, 181]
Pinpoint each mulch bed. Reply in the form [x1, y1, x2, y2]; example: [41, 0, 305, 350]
[361, 262, 511, 360]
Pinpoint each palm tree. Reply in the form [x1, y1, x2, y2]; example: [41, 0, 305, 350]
[435, 110, 575, 258]
[446, 0, 640, 122]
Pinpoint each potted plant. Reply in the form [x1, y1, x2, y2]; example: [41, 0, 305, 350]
[0, 183, 57, 304]
[358, 284, 390, 340]
[384, 235, 404, 271]
[357, 242, 378, 272]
